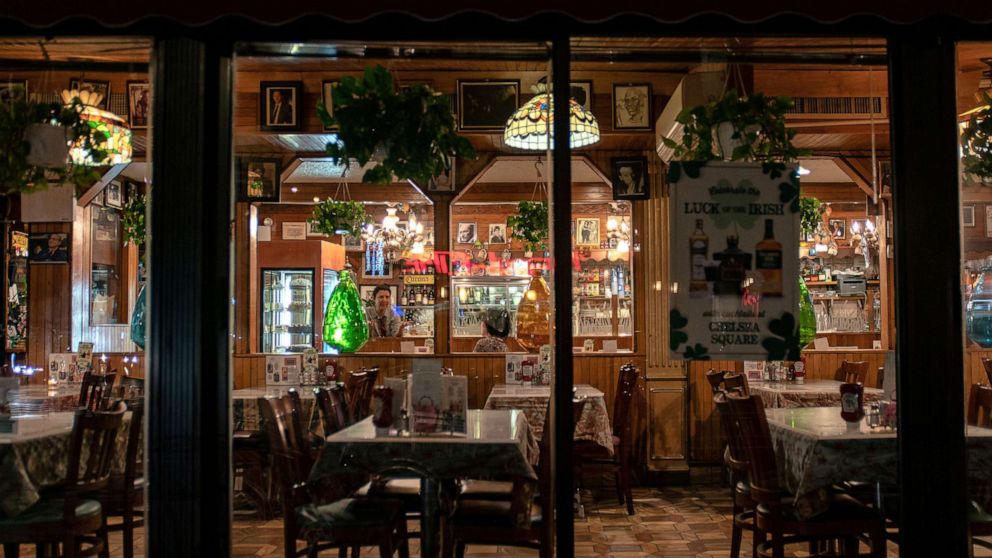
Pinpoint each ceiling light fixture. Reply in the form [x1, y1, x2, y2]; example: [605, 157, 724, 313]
[504, 82, 600, 150]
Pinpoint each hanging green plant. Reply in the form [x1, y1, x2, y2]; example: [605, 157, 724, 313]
[0, 87, 107, 195]
[317, 65, 475, 186]
[962, 92, 992, 183]
[122, 192, 146, 248]
[799, 196, 823, 239]
[661, 89, 809, 163]
[507, 200, 549, 253]
[308, 199, 371, 237]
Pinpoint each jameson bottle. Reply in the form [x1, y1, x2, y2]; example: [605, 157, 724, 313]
[689, 219, 709, 298]
[755, 218, 784, 297]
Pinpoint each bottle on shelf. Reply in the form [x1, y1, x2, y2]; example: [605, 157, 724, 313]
[415, 286, 423, 305]
[755, 218, 784, 297]
[400, 287, 408, 306]
[689, 219, 709, 298]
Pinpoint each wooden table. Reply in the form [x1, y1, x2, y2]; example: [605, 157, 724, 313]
[311, 410, 538, 558]
[232, 386, 320, 432]
[751, 379, 885, 409]
[766, 407, 992, 517]
[8, 385, 80, 416]
[483, 384, 614, 454]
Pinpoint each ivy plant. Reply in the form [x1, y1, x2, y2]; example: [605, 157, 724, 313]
[317, 65, 475, 186]
[308, 199, 371, 238]
[799, 196, 823, 239]
[122, 192, 146, 248]
[507, 200, 549, 253]
[0, 86, 107, 195]
[661, 89, 810, 163]
[962, 92, 992, 182]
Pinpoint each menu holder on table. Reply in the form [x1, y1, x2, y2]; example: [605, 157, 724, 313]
[440, 374, 468, 434]
[49, 353, 81, 383]
[410, 369, 442, 434]
[77, 342, 94, 375]
[743, 361, 765, 381]
[384, 376, 407, 429]
[265, 354, 301, 385]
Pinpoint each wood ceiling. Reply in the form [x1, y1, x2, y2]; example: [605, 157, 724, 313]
[0, 37, 151, 66]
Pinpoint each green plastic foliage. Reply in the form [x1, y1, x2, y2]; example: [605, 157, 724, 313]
[323, 269, 369, 353]
[130, 284, 146, 350]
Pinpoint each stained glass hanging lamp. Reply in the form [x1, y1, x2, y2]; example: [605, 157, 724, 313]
[504, 82, 600, 150]
[61, 89, 133, 166]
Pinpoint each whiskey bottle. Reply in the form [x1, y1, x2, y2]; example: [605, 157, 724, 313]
[755, 218, 784, 297]
[400, 287, 408, 306]
[689, 219, 709, 298]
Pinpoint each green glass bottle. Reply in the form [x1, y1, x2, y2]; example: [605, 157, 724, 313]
[323, 269, 369, 353]
[798, 276, 817, 347]
[130, 284, 146, 350]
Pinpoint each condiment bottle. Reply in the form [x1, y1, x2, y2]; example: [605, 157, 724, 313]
[840, 382, 865, 423]
[793, 357, 806, 384]
[372, 386, 394, 428]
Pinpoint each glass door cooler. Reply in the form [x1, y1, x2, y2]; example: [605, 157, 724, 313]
[450, 276, 530, 337]
[261, 269, 315, 353]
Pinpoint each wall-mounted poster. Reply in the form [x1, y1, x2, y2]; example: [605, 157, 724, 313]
[265, 354, 300, 385]
[28, 233, 69, 263]
[985, 205, 992, 239]
[5, 231, 28, 352]
[668, 161, 800, 361]
[505, 353, 540, 385]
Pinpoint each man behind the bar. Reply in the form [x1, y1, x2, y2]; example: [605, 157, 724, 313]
[366, 284, 404, 337]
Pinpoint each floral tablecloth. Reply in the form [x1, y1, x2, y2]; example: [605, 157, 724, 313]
[751, 380, 885, 409]
[483, 384, 614, 455]
[0, 411, 132, 517]
[232, 386, 319, 433]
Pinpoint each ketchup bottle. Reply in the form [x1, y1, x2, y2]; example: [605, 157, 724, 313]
[372, 386, 394, 428]
[840, 382, 865, 423]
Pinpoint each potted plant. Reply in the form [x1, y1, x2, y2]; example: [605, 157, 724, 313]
[800, 196, 824, 241]
[507, 200, 548, 256]
[661, 88, 808, 163]
[0, 86, 107, 196]
[308, 199, 371, 238]
[317, 65, 475, 187]
[121, 192, 148, 349]
[961, 92, 992, 184]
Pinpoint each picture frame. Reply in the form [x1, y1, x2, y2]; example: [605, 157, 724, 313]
[28, 233, 70, 263]
[428, 160, 456, 191]
[282, 222, 307, 240]
[361, 259, 393, 279]
[237, 157, 281, 202]
[964, 205, 976, 227]
[575, 218, 600, 246]
[455, 222, 478, 244]
[360, 284, 399, 306]
[69, 78, 110, 110]
[457, 80, 519, 131]
[612, 83, 652, 130]
[259, 81, 303, 131]
[610, 156, 649, 200]
[828, 218, 847, 240]
[105, 182, 123, 209]
[343, 234, 364, 251]
[570, 81, 593, 112]
[985, 206, 992, 239]
[126, 81, 150, 129]
[320, 80, 336, 131]
[0, 79, 27, 103]
[305, 221, 327, 237]
[488, 222, 507, 245]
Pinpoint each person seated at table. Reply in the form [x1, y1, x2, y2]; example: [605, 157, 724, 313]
[365, 284, 405, 337]
[474, 309, 510, 353]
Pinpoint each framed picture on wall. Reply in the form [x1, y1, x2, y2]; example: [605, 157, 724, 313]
[610, 156, 649, 200]
[457, 80, 519, 131]
[575, 218, 600, 246]
[69, 78, 110, 110]
[488, 223, 507, 244]
[282, 222, 307, 240]
[305, 221, 327, 237]
[343, 234, 364, 251]
[613, 83, 652, 130]
[985, 206, 992, 238]
[570, 81, 593, 111]
[28, 233, 70, 263]
[126, 81, 150, 129]
[237, 157, 281, 202]
[0, 79, 27, 103]
[259, 81, 303, 131]
[828, 218, 846, 240]
[105, 182, 123, 209]
[320, 80, 336, 131]
[455, 222, 477, 244]
[964, 205, 976, 227]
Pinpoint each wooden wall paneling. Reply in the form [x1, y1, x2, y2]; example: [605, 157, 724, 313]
[647, 380, 687, 465]
[430, 192, 452, 355]
[27, 222, 72, 381]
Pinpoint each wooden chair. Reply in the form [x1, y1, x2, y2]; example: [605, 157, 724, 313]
[839, 360, 869, 384]
[984, 358, 992, 386]
[705, 369, 728, 393]
[875, 367, 884, 390]
[113, 376, 144, 401]
[574, 363, 639, 515]
[78, 372, 118, 411]
[97, 399, 145, 558]
[713, 391, 759, 558]
[344, 367, 379, 424]
[724, 372, 749, 396]
[968, 383, 992, 428]
[727, 393, 887, 557]
[313, 385, 349, 437]
[258, 394, 409, 558]
[0, 403, 127, 558]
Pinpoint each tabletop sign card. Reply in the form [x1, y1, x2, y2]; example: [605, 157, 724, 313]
[410, 369, 442, 433]
[77, 342, 94, 375]
[668, 162, 800, 361]
[743, 360, 765, 381]
[505, 354, 540, 385]
[384, 376, 408, 426]
[265, 354, 301, 385]
[49, 353, 81, 382]
[441, 375, 468, 433]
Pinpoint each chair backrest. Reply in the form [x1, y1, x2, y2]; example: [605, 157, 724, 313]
[712, 391, 749, 473]
[839, 360, 869, 384]
[727, 394, 781, 505]
[313, 385, 349, 436]
[612, 363, 639, 438]
[115, 376, 145, 401]
[258, 395, 314, 511]
[79, 372, 118, 411]
[969, 383, 992, 428]
[723, 372, 749, 396]
[876, 367, 885, 390]
[66, 401, 127, 498]
[344, 368, 379, 423]
[705, 369, 727, 393]
[984, 358, 992, 386]
[572, 397, 587, 438]
[120, 399, 144, 486]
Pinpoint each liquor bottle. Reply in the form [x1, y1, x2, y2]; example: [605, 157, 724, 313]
[714, 236, 750, 296]
[755, 218, 784, 297]
[400, 287, 408, 306]
[689, 219, 709, 298]
[415, 286, 423, 305]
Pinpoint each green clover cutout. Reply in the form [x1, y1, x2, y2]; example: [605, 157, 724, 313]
[762, 162, 787, 180]
[666, 161, 705, 185]
[670, 309, 689, 351]
[711, 178, 760, 231]
[779, 179, 801, 214]
[667, 162, 682, 184]
[683, 343, 710, 360]
[762, 312, 801, 361]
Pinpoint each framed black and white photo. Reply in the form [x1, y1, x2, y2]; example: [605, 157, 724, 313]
[0, 79, 27, 103]
[69, 78, 110, 110]
[456, 222, 478, 244]
[457, 80, 519, 131]
[828, 218, 847, 240]
[28, 233, 70, 264]
[985, 206, 992, 239]
[320, 80, 336, 131]
[282, 222, 307, 240]
[126, 81, 150, 129]
[428, 161, 456, 191]
[575, 218, 600, 247]
[237, 157, 282, 202]
[570, 81, 593, 112]
[306, 221, 327, 237]
[488, 223, 507, 244]
[964, 205, 976, 227]
[610, 156, 649, 200]
[259, 81, 302, 131]
[613, 83, 652, 130]
[105, 182, 123, 209]
[343, 234, 364, 251]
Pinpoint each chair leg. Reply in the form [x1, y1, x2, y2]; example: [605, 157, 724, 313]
[614, 470, 624, 505]
[771, 532, 784, 558]
[752, 529, 765, 558]
[98, 515, 110, 558]
[4, 543, 20, 558]
[63, 535, 76, 558]
[122, 508, 135, 558]
[378, 544, 392, 558]
[730, 502, 742, 558]
[338, 547, 348, 558]
[455, 541, 467, 558]
[351, 545, 361, 558]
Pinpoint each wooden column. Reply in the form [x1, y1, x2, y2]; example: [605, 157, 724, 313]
[146, 38, 233, 557]
[889, 33, 968, 556]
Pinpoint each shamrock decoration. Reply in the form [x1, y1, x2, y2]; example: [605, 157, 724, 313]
[711, 178, 760, 231]
[683, 343, 710, 360]
[670, 309, 689, 352]
[762, 312, 801, 361]
[666, 161, 704, 185]
[761, 161, 788, 180]
[779, 176, 801, 214]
